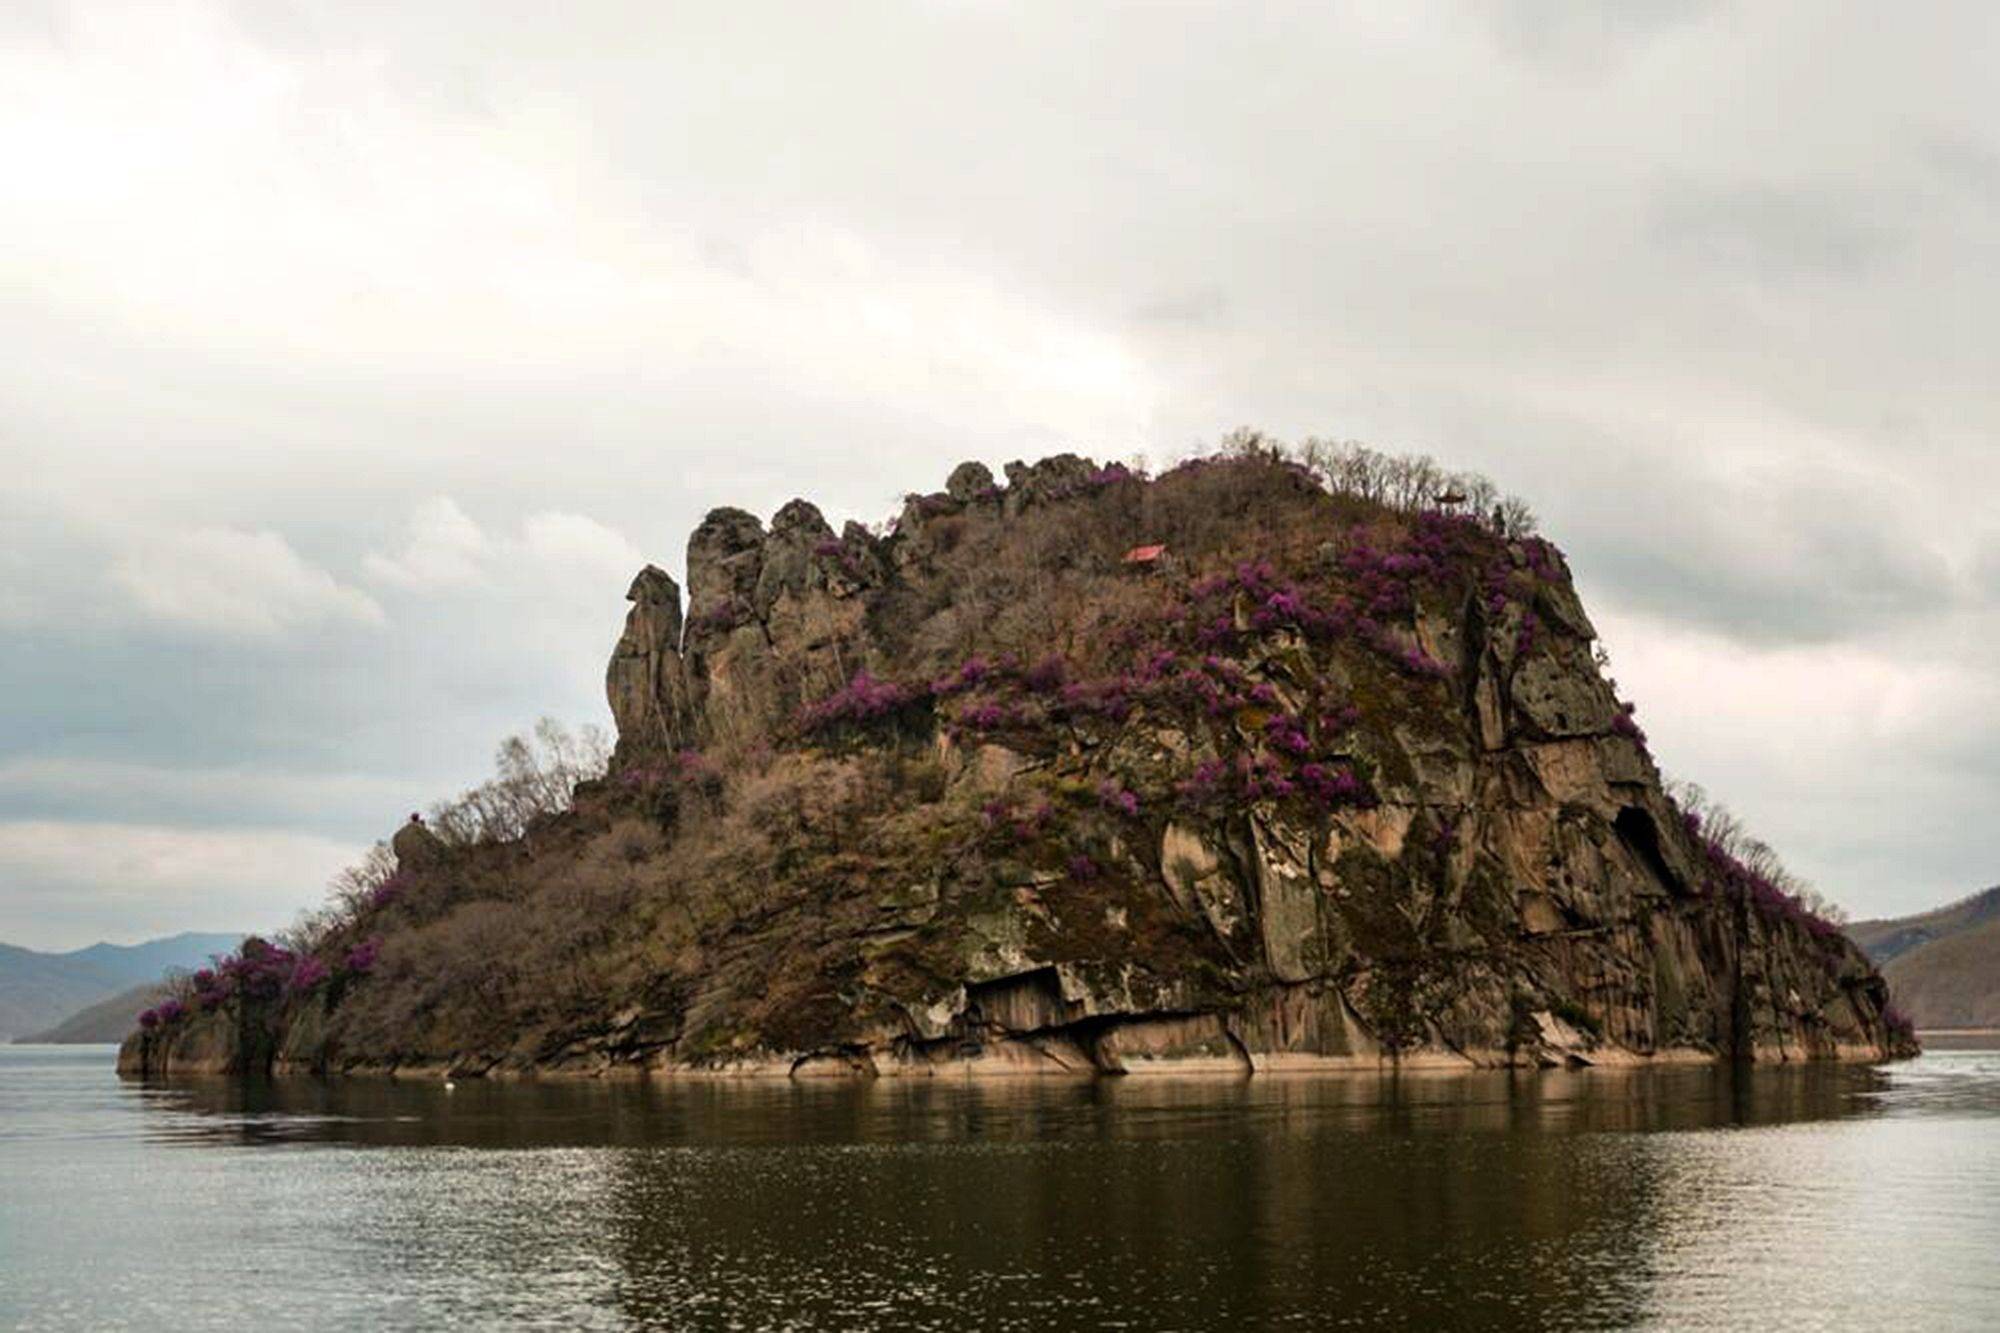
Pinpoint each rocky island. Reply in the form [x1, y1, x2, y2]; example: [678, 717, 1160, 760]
[121, 442, 1916, 1080]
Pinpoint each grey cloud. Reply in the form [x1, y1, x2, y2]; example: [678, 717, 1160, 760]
[1570, 467, 1959, 645]
[224, 0, 318, 57]
[1131, 289, 1231, 328]
[1976, 544, 2000, 600]
[1922, 136, 2000, 204]
[1480, 0, 1725, 69]
[0, 0, 1996, 941]
[0, 758, 407, 841]
[0, 819, 358, 946]
[1653, 184, 1900, 282]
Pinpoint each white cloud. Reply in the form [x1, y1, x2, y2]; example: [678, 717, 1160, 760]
[367, 499, 646, 590]
[0, 3, 1155, 482]
[1598, 609, 1967, 767]
[364, 497, 492, 590]
[1594, 605, 1999, 916]
[0, 757, 414, 835]
[520, 511, 645, 580]
[0, 0, 1995, 934]
[107, 527, 384, 639]
[0, 819, 362, 949]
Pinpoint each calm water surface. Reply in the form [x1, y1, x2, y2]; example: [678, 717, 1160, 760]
[2, 1041, 1998, 1330]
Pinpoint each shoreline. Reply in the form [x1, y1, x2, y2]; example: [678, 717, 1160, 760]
[117, 1041, 1908, 1085]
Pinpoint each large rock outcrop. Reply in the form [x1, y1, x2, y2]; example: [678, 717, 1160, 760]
[122, 450, 1914, 1081]
[606, 565, 691, 751]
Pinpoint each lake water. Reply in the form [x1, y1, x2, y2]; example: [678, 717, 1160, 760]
[2, 1042, 1998, 1330]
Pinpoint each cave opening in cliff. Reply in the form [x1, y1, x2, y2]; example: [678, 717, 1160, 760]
[1614, 806, 1682, 898]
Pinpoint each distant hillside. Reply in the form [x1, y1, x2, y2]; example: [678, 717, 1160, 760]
[18, 981, 171, 1044]
[1852, 888, 2000, 1030]
[0, 932, 241, 1039]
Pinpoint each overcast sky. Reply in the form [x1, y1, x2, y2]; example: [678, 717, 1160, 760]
[3, 0, 1995, 948]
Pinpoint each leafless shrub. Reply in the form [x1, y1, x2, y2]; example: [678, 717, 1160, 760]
[427, 718, 611, 847]
[330, 841, 399, 912]
[1291, 435, 1537, 537]
[1667, 779, 1847, 925]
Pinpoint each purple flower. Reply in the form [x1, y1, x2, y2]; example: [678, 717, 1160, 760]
[191, 967, 231, 1011]
[1266, 590, 1305, 620]
[1395, 644, 1450, 678]
[1514, 611, 1540, 657]
[1096, 780, 1141, 818]
[365, 869, 411, 910]
[1521, 538, 1560, 580]
[1265, 715, 1312, 756]
[962, 701, 1009, 730]
[287, 956, 330, 995]
[932, 657, 992, 696]
[344, 938, 382, 975]
[217, 937, 296, 1002]
[1022, 656, 1066, 694]
[800, 670, 921, 733]
[690, 597, 750, 632]
[1297, 762, 1372, 809]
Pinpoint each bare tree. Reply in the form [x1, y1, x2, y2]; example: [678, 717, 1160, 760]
[429, 718, 612, 847]
[1665, 779, 1848, 923]
[1495, 496, 1538, 540]
[1287, 434, 1537, 536]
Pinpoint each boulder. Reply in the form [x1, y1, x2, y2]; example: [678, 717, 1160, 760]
[684, 507, 766, 629]
[945, 460, 995, 503]
[391, 815, 444, 869]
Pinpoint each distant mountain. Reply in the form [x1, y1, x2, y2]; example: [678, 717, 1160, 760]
[1852, 888, 2000, 1030]
[18, 981, 173, 1044]
[0, 932, 241, 1039]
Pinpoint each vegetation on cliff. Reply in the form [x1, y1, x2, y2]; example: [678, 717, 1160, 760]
[122, 435, 1915, 1079]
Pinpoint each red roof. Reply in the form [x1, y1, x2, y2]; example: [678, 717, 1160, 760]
[1123, 544, 1167, 563]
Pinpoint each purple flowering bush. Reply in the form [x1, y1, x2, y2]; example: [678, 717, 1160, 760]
[344, 939, 382, 975]
[287, 956, 331, 995]
[139, 930, 390, 1040]
[365, 869, 411, 911]
[1610, 704, 1648, 748]
[799, 670, 926, 736]
[1097, 780, 1141, 818]
[1681, 810, 1847, 947]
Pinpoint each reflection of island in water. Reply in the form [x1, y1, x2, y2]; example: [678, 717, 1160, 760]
[141, 1058, 1890, 1150]
[108, 1054, 2000, 1331]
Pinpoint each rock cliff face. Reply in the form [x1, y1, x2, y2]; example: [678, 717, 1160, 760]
[122, 450, 1914, 1080]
